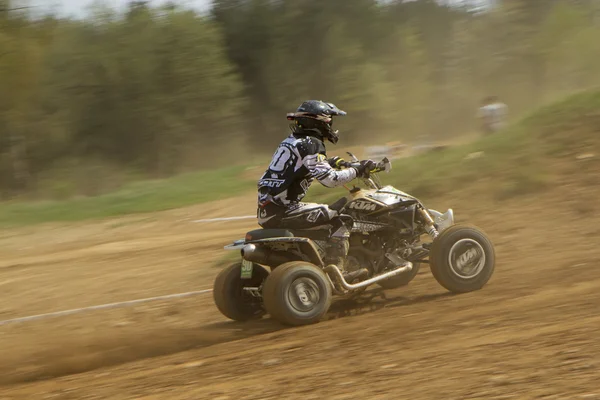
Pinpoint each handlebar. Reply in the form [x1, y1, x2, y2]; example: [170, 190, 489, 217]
[346, 160, 387, 173]
[335, 155, 392, 190]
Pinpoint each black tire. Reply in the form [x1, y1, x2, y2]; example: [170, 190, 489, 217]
[377, 262, 421, 290]
[213, 262, 270, 322]
[262, 261, 332, 326]
[429, 224, 495, 293]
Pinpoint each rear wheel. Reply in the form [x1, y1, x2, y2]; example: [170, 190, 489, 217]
[262, 261, 332, 326]
[213, 261, 270, 321]
[429, 224, 495, 293]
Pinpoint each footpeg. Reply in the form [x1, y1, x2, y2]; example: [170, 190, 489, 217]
[385, 251, 410, 267]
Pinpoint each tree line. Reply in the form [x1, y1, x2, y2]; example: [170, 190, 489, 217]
[1, 0, 600, 198]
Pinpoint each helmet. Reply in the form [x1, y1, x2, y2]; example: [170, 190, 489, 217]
[287, 100, 347, 144]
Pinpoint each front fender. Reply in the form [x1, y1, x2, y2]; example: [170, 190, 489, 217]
[428, 209, 454, 233]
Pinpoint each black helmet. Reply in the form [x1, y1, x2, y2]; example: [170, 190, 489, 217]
[287, 100, 347, 144]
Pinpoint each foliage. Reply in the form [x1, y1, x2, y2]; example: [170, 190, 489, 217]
[2, 0, 600, 200]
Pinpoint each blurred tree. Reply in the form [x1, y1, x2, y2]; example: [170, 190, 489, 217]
[1, 0, 600, 197]
[40, 6, 244, 177]
[0, 4, 44, 193]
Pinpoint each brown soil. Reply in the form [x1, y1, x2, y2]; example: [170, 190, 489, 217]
[1, 185, 600, 399]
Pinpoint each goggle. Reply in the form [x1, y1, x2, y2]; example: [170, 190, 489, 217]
[287, 112, 333, 125]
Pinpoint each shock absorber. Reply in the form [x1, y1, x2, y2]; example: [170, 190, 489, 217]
[419, 207, 439, 239]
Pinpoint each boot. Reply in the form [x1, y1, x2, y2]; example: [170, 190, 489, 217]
[323, 236, 349, 270]
[324, 237, 367, 282]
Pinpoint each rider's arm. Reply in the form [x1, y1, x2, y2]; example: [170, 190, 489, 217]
[304, 153, 357, 188]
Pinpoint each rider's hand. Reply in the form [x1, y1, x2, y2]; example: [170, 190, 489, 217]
[328, 156, 350, 169]
[353, 159, 376, 178]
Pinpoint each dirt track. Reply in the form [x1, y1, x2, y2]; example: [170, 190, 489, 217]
[1, 189, 600, 399]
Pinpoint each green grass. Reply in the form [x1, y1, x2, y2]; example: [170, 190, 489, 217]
[305, 128, 542, 205]
[212, 250, 242, 269]
[306, 88, 600, 205]
[3, 89, 600, 227]
[0, 166, 255, 227]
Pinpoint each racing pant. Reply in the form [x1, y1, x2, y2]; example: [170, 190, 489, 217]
[257, 201, 352, 267]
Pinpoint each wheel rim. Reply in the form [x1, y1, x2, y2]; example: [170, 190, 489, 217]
[448, 239, 486, 279]
[287, 277, 321, 313]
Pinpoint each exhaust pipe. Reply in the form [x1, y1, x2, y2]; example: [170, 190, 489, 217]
[324, 262, 413, 292]
[243, 243, 413, 292]
[241, 244, 257, 260]
[241, 244, 291, 267]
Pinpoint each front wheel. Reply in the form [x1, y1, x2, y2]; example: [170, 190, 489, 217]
[262, 261, 332, 326]
[429, 224, 495, 293]
[213, 261, 270, 321]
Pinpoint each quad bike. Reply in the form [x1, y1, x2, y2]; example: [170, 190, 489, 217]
[214, 153, 495, 326]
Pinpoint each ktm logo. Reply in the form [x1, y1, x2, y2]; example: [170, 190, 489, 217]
[349, 201, 377, 211]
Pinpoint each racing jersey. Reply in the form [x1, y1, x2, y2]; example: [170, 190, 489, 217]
[257, 133, 357, 207]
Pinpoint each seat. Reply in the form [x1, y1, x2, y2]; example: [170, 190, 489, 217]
[245, 229, 294, 241]
[289, 229, 331, 241]
[245, 228, 331, 241]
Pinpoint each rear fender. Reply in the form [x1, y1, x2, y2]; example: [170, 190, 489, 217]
[245, 237, 324, 267]
[224, 239, 245, 250]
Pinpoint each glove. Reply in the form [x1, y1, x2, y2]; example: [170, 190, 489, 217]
[328, 156, 350, 169]
[353, 159, 376, 178]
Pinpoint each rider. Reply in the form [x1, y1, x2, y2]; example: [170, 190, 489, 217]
[257, 100, 374, 272]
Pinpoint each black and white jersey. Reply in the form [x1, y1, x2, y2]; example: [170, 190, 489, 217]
[258, 134, 357, 207]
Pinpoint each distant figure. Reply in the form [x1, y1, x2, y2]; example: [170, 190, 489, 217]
[478, 96, 508, 135]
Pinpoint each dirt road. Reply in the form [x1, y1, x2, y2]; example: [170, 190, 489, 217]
[1, 190, 600, 399]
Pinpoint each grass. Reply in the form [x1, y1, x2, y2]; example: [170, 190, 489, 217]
[3, 89, 600, 227]
[306, 88, 600, 205]
[305, 128, 542, 205]
[0, 166, 255, 227]
[212, 250, 241, 269]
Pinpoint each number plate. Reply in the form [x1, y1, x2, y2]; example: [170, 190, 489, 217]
[240, 259, 253, 279]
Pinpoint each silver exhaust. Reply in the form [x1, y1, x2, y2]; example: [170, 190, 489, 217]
[241, 244, 257, 259]
[324, 262, 413, 292]
[242, 244, 292, 267]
